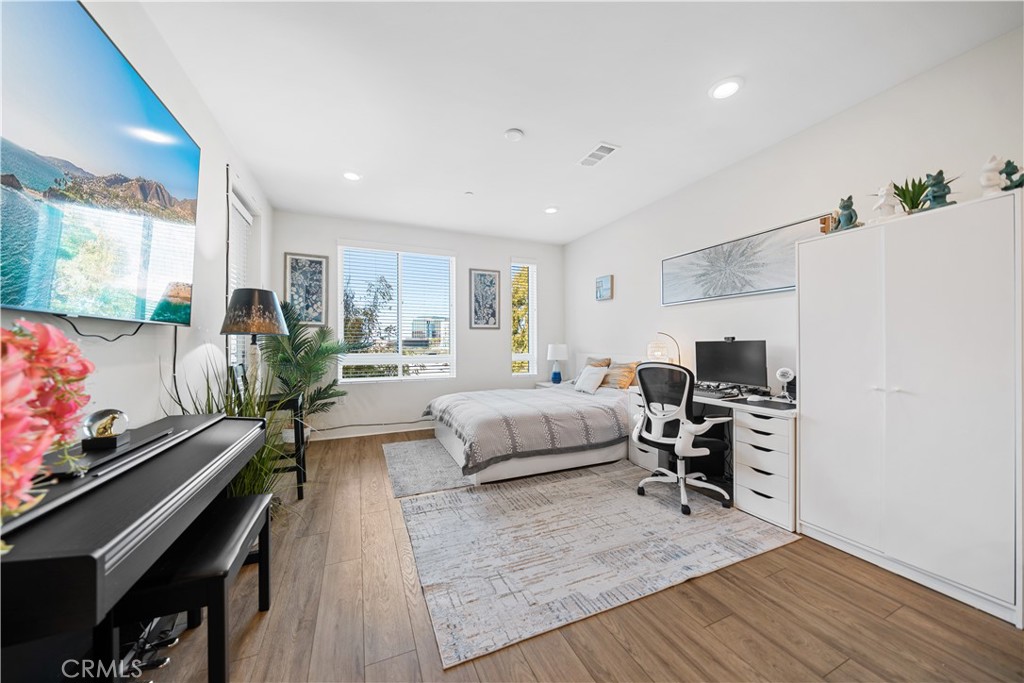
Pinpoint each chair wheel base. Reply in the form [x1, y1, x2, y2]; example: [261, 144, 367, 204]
[722, 500, 733, 509]
[681, 504, 691, 515]
[636, 487, 646, 496]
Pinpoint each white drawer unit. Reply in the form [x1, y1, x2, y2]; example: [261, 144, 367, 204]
[734, 441, 788, 475]
[735, 464, 789, 501]
[626, 388, 659, 471]
[734, 425, 789, 453]
[731, 407, 796, 531]
[735, 485, 791, 527]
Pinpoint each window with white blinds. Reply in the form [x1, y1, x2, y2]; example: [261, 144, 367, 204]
[340, 246, 455, 381]
[511, 262, 537, 374]
[227, 199, 254, 366]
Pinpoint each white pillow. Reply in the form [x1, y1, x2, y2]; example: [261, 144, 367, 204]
[574, 366, 608, 394]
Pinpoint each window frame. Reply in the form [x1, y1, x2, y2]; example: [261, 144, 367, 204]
[338, 242, 456, 383]
[226, 179, 260, 368]
[510, 260, 537, 376]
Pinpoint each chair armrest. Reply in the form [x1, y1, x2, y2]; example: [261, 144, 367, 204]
[680, 416, 731, 436]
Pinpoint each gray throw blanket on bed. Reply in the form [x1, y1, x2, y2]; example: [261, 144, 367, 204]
[423, 386, 629, 474]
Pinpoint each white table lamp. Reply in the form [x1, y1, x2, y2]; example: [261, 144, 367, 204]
[547, 343, 569, 384]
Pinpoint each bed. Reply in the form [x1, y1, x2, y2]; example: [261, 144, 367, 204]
[425, 353, 638, 484]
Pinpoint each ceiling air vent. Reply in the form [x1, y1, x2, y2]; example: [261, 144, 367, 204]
[579, 142, 620, 167]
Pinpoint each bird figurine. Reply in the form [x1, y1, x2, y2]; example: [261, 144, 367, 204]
[869, 182, 901, 223]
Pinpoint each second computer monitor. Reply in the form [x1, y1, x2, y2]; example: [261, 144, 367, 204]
[695, 340, 768, 388]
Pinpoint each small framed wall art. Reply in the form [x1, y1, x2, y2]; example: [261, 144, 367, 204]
[284, 252, 328, 325]
[469, 268, 500, 329]
[595, 274, 614, 301]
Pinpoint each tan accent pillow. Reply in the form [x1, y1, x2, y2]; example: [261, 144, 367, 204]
[601, 361, 639, 389]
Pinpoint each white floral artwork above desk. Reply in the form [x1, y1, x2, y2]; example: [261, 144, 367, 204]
[661, 214, 825, 305]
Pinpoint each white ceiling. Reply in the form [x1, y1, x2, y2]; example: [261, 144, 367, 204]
[142, 2, 1022, 244]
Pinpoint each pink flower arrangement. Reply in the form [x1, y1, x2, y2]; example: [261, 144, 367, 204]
[1, 320, 94, 521]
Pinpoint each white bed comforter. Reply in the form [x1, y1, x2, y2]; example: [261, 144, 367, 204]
[423, 385, 629, 474]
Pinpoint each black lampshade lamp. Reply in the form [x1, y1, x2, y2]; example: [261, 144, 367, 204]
[220, 288, 289, 385]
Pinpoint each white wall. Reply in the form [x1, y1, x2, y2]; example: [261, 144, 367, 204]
[1, 2, 274, 426]
[271, 210, 564, 438]
[565, 28, 1024, 391]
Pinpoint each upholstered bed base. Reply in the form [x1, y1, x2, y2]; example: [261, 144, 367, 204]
[434, 421, 626, 485]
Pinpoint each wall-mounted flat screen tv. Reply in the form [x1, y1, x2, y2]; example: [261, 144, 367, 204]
[1, 2, 201, 326]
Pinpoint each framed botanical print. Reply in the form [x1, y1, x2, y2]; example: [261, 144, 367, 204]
[284, 252, 328, 325]
[469, 268, 499, 329]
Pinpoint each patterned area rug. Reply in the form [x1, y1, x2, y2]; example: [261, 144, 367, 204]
[383, 439, 473, 498]
[400, 458, 798, 668]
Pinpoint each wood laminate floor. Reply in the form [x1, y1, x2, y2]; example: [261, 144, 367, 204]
[151, 432, 1023, 682]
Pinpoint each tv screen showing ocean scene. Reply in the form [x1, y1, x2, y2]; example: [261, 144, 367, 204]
[1, 2, 200, 326]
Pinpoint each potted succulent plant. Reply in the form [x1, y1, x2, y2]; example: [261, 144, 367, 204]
[892, 177, 929, 214]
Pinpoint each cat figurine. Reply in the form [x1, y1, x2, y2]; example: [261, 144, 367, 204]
[1001, 159, 1024, 190]
[835, 195, 859, 231]
[922, 169, 955, 209]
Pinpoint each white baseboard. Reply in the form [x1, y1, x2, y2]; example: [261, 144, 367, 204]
[799, 522, 1022, 629]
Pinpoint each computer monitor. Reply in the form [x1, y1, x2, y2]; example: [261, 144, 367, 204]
[695, 340, 768, 388]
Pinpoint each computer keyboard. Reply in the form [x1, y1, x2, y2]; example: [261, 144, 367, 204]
[694, 387, 736, 399]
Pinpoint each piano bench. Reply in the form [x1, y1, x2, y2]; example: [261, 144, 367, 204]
[94, 494, 272, 683]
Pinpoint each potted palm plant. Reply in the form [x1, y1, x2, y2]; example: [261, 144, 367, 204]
[167, 360, 287, 503]
[260, 302, 351, 442]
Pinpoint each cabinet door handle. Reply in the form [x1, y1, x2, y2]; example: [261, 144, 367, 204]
[751, 429, 771, 436]
[751, 490, 773, 499]
[869, 385, 886, 392]
[751, 445, 773, 453]
[751, 413, 772, 420]
[751, 467, 773, 476]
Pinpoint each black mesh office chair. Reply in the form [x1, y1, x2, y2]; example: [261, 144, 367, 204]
[633, 362, 733, 515]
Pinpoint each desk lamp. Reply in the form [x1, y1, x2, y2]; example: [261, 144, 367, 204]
[646, 331, 681, 364]
[547, 343, 569, 384]
[220, 288, 289, 387]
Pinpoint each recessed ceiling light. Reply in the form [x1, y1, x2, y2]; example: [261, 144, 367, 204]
[544, 206, 559, 215]
[464, 191, 475, 196]
[504, 128, 525, 142]
[708, 77, 743, 100]
[342, 171, 362, 181]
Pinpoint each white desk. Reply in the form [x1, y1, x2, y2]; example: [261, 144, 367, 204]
[626, 387, 797, 531]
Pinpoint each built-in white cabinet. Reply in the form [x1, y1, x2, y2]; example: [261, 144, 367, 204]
[797, 190, 1022, 627]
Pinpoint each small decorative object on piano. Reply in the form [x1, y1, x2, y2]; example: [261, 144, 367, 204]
[1, 320, 94, 552]
[82, 409, 130, 451]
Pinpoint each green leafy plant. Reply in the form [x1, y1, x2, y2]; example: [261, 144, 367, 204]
[166, 360, 286, 502]
[261, 301, 351, 418]
[893, 177, 928, 213]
